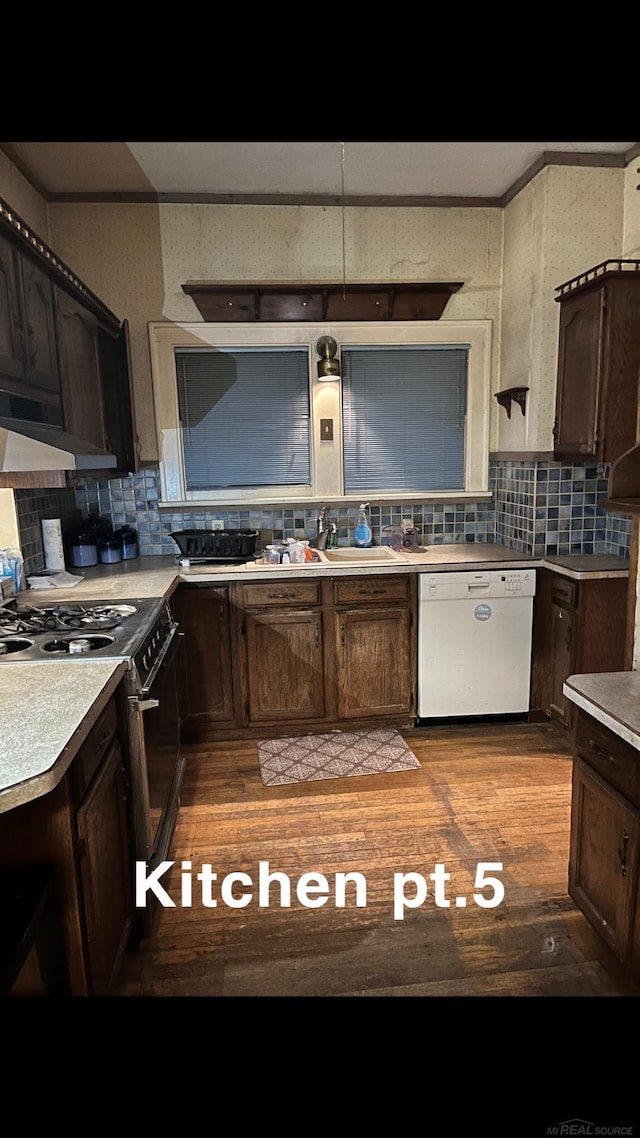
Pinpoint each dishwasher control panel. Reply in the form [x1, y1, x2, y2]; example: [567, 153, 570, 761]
[419, 569, 536, 600]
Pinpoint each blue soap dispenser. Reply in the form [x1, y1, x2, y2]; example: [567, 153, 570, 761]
[354, 502, 372, 547]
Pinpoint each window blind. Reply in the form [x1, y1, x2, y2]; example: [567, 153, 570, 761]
[341, 345, 468, 493]
[175, 348, 310, 491]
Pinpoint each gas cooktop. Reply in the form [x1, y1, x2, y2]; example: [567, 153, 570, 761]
[0, 596, 165, 664]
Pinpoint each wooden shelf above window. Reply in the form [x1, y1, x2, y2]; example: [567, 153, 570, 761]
[181, 281, 463, 322]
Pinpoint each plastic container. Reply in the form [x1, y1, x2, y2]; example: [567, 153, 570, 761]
[354, 503, 372, 548]
[264, 545, 281, 564]
[289, 541, 305, 564]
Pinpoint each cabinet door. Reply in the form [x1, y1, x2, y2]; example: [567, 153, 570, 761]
[569, 757, 640, 964]
[336, 605, 413, 719]
[244, 609, 326, 723]
[549, 603, 575, 727]
[76, 738, 133, 996]
[0, 232, 25, 385]
[19, 255, 60, 398]
[554, 287, 604, 459]
[98, 318, 140, 474]
[55, 287, 106, 448]
[170, 586, 236, 730]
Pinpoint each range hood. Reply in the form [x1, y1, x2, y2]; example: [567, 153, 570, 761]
[0, 417, 117, 472]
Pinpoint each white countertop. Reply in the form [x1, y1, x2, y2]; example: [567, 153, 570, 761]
[0, 659, 126, 812]
[0, 544, 628, 812]
[18, 546, 628, 604]
[564, 671, 640, 751]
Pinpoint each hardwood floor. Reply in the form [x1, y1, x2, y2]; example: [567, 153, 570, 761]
[117, 720, 640, 998]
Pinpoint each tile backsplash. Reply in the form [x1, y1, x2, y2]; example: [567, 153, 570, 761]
[13, 486, 80, 579]
[64, 459, 630, 561]
[493, 460, 630, 558]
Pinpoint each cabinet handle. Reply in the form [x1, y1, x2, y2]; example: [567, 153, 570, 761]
[358, 586, 386, 596]
[95, 729, 111, 752]
[27, 324, 38, 366]
[618, 829, 629, 877]
[587, 738, 616, 764]
[340, 622, 345, 647]
[15, 324, 26, 360]
[267, 591, 296, 599]
[315, 621, 320, 648]
[219, 602, 225, 621]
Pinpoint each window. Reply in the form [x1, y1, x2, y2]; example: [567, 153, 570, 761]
[150, 320, 491, 506]
[342, 345, 468, 494]
[176, 347, 310, 491]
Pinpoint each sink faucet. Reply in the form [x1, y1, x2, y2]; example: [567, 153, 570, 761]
[316, 506, 328, 550]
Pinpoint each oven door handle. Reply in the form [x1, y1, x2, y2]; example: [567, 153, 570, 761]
[138, 625, 184, 697]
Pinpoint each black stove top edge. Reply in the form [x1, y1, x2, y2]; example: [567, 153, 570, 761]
[0, 596, 167, 664]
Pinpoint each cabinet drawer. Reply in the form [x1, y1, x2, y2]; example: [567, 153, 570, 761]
[334, 575, 410, 605]
[551, 575, 578, 609]
[576, 710, 640, 807]
[72, 696, 118, 799]
[241, 580, 322, 607]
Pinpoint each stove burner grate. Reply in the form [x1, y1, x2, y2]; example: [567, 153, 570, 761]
[41, 635, 115, 655]
[0, 601, 130, 636]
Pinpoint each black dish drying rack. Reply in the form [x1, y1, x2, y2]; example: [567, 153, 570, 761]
[169, 529, 259, 563]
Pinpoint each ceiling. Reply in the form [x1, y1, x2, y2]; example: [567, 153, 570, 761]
[2, 141, 638, 206]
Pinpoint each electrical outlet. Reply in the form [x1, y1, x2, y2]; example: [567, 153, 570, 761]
[211, 520, 224, 531]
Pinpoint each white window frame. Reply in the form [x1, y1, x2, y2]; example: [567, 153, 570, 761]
[149, 320, 492, 507]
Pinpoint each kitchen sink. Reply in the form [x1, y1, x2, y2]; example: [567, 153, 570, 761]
[318, 547, 408, 564]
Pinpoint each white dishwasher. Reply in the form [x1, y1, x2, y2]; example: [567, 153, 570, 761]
[417, 569, 536, 719]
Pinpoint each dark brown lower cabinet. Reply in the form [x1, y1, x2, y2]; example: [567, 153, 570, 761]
[170, 584, 237, 736]
[569, 710, 640, 974]
[335, 606, 413, 719]
[244, 608, 327, 723]
[0, 685, 134, 996]
[171, 574, 417, 740]
[75, 738, 133, 996]
[531, 569, 628, 731]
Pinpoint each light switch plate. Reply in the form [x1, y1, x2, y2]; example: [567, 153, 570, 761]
[211, 520, 224, 531]
[320, 418, 334, 441]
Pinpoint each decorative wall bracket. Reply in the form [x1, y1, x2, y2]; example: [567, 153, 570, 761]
[495, 387, 528, 418]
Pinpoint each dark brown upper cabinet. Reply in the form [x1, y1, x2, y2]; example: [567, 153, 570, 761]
[0, 230, 62, 418]
[0, 194, 139, 479]
[553, 261, 640, 463]
[98, 319, 140, 477]
[55, 287, 107, 451]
